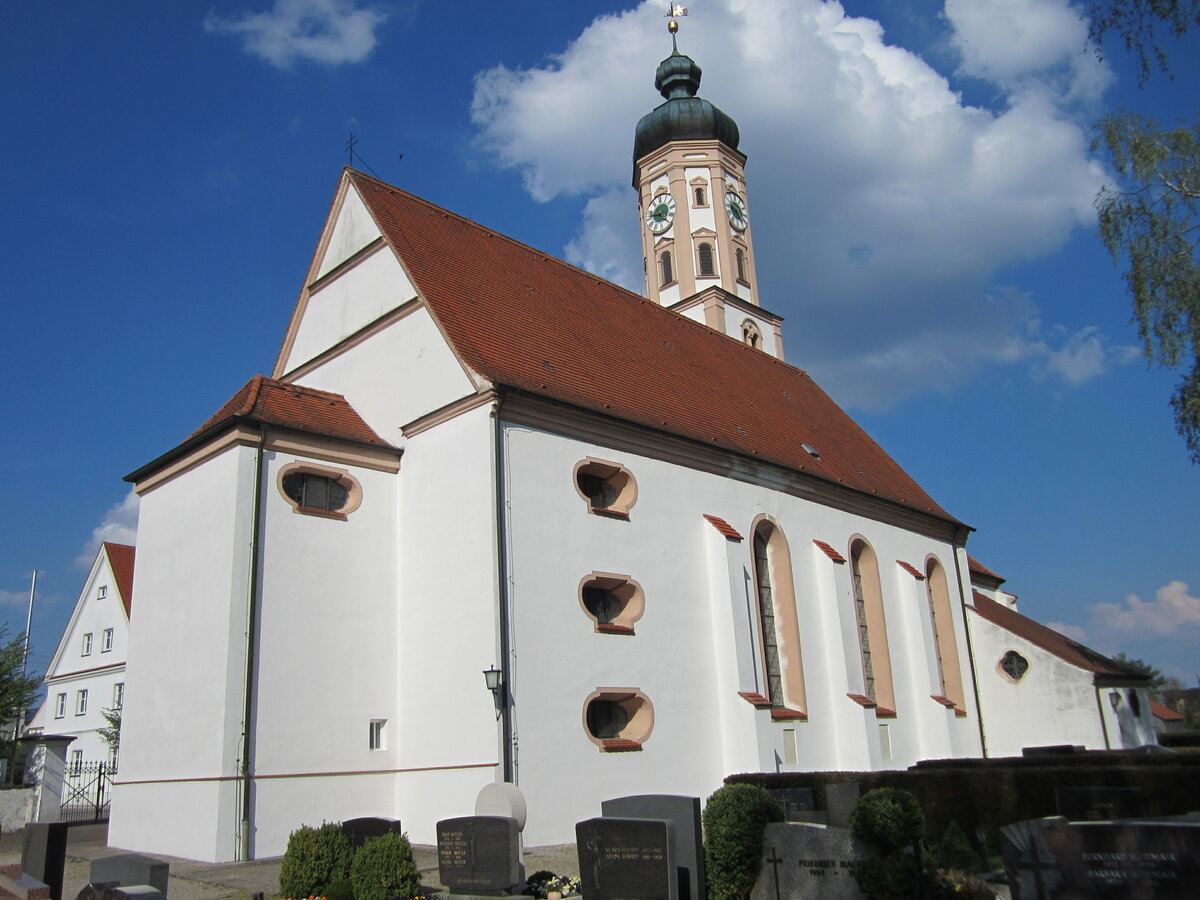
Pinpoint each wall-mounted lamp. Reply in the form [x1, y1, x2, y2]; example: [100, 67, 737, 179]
[483, 666, 504, 718]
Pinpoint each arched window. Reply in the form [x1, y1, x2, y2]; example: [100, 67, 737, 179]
[694, 186, 706, 206]
[698, 242, 715, 276]
[736, 248, 747, 282]
[660, 250, 674, 286]
[849, 539, 895, 712]
[751, 519, 807, 713]
[925, 558, 965, 712]
[742, 320, 762, 349]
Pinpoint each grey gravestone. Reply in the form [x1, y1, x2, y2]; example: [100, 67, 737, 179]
[23, 823, 69, 900]
[90, 855, 169, 896]
[1001, 815, 1200, 899]
[437, 816, 521, 896]
[825, 783, 861, 829]
[750, 823, 872, 900]
[1055, 787, 1146, 821]
[76, 885, 164, 900]
[601, 794, 704, 900]
[576, 817, 676, 900]
[476, 783, 528, 833]
[766, 788, 816, 822]
[342, 817, 404, 850]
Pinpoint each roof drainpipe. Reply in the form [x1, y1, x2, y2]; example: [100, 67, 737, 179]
[951, 535, 988, 757]
[491, 398, 515, 784]
[239, 423, 267, 861]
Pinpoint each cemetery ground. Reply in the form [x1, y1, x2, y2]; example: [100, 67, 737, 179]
[0, 826, 579, 900]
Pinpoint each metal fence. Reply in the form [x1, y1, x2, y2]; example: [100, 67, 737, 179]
[60, 761, 115, 823]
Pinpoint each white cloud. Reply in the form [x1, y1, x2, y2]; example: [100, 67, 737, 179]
[1028, 324, 1141, 385]
[1090, 581, 1200, 638]
[75, 490, 139, 567]
[470, 0, 1119, 408]
[205, 0, 387, 69]
[1045, 620, 1089, 642]
[0, 590, 30, 610]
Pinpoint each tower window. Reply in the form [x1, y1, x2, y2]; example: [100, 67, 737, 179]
[736, 248, 748, 283]
[742, 320, 762, 349]
[660, 250, 674, 286]
[698, 242, 715, 277]
[695, 187, 705, 206]
[579, 573, 645, 633]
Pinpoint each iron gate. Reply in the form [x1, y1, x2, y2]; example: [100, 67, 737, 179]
[60, 761, 115, 823]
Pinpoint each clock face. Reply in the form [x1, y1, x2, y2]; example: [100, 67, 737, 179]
[725, 190, 749, 231]
[645, 193, 676, 233]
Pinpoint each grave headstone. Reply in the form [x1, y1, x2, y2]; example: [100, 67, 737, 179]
[1001, 815, 1200, 899]
[75, 884, 163, 900]
[342, 817, 404, 850]
[765, 788, 817, 823]
[23, 822, 69, 900]
[750, 823, 872, 900]
[825, 783, 861, 829]
[89, 855, 169, 897]
[576, 816, 676, 900]
[437, 816, 521, 896]
[1022, 745, 1083, 757]
[1054, 787, 1146, 822]
[476, 783, 528, 833]
[601, 794, 704, 900]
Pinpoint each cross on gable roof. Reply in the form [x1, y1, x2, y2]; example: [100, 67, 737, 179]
[342, 170, 962, 526]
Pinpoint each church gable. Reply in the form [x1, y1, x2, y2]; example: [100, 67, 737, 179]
[316, 181, 382, 280]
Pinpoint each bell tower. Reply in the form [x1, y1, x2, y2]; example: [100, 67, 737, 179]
[632, 17, 783, 357]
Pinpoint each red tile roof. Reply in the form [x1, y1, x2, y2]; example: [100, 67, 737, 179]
[897, 560, 925, 580]
[103, 542, 135, 618]
[970, 592, 1148, 682]
[345, 171, 960, 526]
[1150, 699, 1184, 722]
[703, 514, 744, 541]
[191, 374, 391, 448]
[813, 540, 847, 563]
[968, 555, 1005, 584]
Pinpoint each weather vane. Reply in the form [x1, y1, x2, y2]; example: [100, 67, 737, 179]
[666, 3, 687, 35]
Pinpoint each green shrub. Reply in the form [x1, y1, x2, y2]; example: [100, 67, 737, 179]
[280, 823, 353, 899]
[702, 783, 783, 899]
[349, 832, 421, 900]
[850, 787, 924, 855]
[324, 880, 354, 900]
[935, 820, 979, 872]
[854, 855, 921, 900]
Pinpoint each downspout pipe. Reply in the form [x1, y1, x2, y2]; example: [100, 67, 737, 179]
[491, 399, 514, 783]
[240, 424, 267, 860]
[951, 533, 988, 757]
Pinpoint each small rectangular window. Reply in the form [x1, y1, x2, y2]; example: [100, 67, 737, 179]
[97, 586, 107, 600]
[101, 629, 114, 653]
[113, 683, 124, 710]
[54, 693, 66, 719]
[82, 633, 93, 656]
[76, 690, 88, 716]
[369, 719, 386, 751]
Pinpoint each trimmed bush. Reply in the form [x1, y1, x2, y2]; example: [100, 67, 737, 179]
[850, 787, 924, 855]
[349, 832, 421, 900]
[280, 822, 353, 899]
[935, 820, 979, 872]
[324, 880, 354, 900]
[702, 783, 783, 899]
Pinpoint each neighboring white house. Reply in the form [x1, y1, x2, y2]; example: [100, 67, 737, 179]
[108, 41, 1151, 862]
[26, 542, 132, 767]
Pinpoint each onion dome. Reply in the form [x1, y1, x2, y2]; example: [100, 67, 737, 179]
[633, 41, 740, 174]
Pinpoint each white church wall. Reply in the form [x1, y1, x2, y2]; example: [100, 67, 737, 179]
[316, 186, 382, 280]
[293, 305, 476, 437]
[110, 444, 258, 861]
[968, 613, 1107, 757]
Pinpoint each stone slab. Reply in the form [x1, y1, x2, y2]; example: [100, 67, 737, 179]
[766, 788, 816, 823]
[89, 855, 169, 896]
[437, 816, 521, 896]
[23, 823, 69, 900]
[824, 783, 861, 830]
[576, 817, 676, 900]
[600, 795, 703, 900]
[341, 817, 404, 850]
[475, 784, 527, 833]
[1054, 787, 1146, 822]
[751, 822, 872, 900]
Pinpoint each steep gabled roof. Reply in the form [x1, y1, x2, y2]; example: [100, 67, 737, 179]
[103, 542, 135, 618]
[970, 591, 1147, 683]
[190, 375, 391, 448]
[968, 555, 1005, 585]
[346, 171, 960, 525]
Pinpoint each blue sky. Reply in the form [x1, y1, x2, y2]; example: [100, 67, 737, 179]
[3, 0, 1197, 687]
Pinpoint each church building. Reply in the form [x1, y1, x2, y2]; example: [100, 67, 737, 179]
[108, 32, 1153, 862]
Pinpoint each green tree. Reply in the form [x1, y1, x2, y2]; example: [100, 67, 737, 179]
[1113, 652, 1167, 692]
[0, 628, 46, 782]
[99, 707, 121, 761]
[1088, 3, 1200, 461]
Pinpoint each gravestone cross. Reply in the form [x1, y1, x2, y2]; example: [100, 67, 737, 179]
[764, 847, 784, 900]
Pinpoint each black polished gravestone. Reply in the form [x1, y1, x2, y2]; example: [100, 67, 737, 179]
[1001, 815, 1200, 899]
[1055, 787, 1146, 822]
[90, 854, 170, 896]
[23, 823, 69, 900]
[601, 795, 704, 900]
[765, 788, 817, 823]
[576, 817, 676, 900]
[342, 816, 404, 850]
[436, 816, 521, 896]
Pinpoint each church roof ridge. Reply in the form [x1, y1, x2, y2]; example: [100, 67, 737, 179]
[347, 170, 962, 527]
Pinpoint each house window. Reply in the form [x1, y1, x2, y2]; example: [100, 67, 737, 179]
[70, 750, 83, 775]
[278, 463, 362, 519]
[660, 250, 674, 286]
[573, 458, 637, 517]
[101, 628, 114, 653]
[751, 519, 807, 713]
[97, 586, 107, 600]
[583, 689, 654, 750]
[697, 242, 715, 276]
[369, 719, 386, 750]
[54, 693, 66, 719]
[76, 690, 88, 716]
[849, 538, 895, 714]
[579, 573, 645, 633]
[999, 650, 1029, 682]
[82, 633, 93, 656]
[113, 683, 124, 710]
